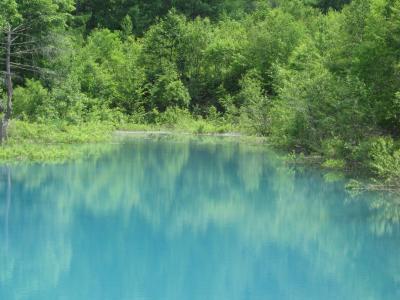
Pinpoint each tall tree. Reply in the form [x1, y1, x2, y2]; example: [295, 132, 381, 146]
[75, 0, 254, 35]
[0, 0, 75, 143]
[0, 0, 20, 143]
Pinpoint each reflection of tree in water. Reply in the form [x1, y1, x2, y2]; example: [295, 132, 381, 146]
[0, 137, 400, 299]
[0, 167, 12, 284]
[3, 167, 11, 251]
[347, 190, 400, 236]
[344, 189, 400, 294]
[0, 165, 72, 300]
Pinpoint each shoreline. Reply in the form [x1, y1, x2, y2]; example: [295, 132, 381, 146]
[0, 122, 398, 193]
[114, 130, 243, 137]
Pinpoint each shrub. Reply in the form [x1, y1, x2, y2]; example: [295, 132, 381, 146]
[367, 137, 400, 182]
[13, 80, 55, 121]
[351, 137, 400, 185]
[155, 107, 192, 127]
[321, 138, 348, 159]
[322, 159, 346, 170]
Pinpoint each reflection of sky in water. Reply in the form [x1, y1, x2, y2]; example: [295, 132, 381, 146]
[0, 136, 400, 300]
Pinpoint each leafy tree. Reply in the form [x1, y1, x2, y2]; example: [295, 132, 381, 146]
[237, 70, 271, 135]
[311, 0, 351, 12]
[75, 0, 252, 35]
[2, 0, 400, 183]
[271, 40, 369, 152]
[245, 7, 305, 94]
[149, 63, 190, 111]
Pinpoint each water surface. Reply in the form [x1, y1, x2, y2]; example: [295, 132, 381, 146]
[0, 136, 399, 300]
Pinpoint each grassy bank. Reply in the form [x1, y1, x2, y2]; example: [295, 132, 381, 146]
[118, 107, 238, 134]
[0, 112, 238, 162]
[1, 119, 399, 193]
[0, 121, 114, 162]
[283, 139, 400, 192]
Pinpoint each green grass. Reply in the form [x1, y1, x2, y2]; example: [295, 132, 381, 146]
[120, 109, 239, 134]
[119, 121, 236, 134]
[8, 120, 114, 144]
[0, 116, 239, 162]
[0, 121, 115, 162]
[0, 144, 93, 162]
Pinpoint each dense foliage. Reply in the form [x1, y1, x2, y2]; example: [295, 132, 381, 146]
[1, 0, 400, 183]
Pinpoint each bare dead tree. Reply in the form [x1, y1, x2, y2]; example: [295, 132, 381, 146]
[0, 24, 13, 144]
[0, 22, 49, 144]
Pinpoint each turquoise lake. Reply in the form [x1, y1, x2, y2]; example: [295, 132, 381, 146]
[0, 136, 399, 300]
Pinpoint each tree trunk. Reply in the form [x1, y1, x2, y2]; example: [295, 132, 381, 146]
[0, 119, 9, 144]
[1, 25, 13, 144]
[4, 166, 11, 253]
[0, 120, 3, 144]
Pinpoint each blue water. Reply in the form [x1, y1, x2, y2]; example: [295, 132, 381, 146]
[0, 136, 400, 300]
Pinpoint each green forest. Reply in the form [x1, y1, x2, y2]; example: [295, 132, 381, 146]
[0, 0, 399, 186]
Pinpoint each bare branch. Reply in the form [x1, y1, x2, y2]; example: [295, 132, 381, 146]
[12, 26, 32, 34]
[9, 33, 36, 43]
[11, 50, 39, 56]
[11, 24, 25, 31]
[11, 32, 35, 38]
[11, 20, 36, 33]
[1, 41, 37, 46]
[7, 62, 55, 75]
[9, 64, 43, 73]
[0, 71, 22, 79]
[10, 62, 41, 69]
